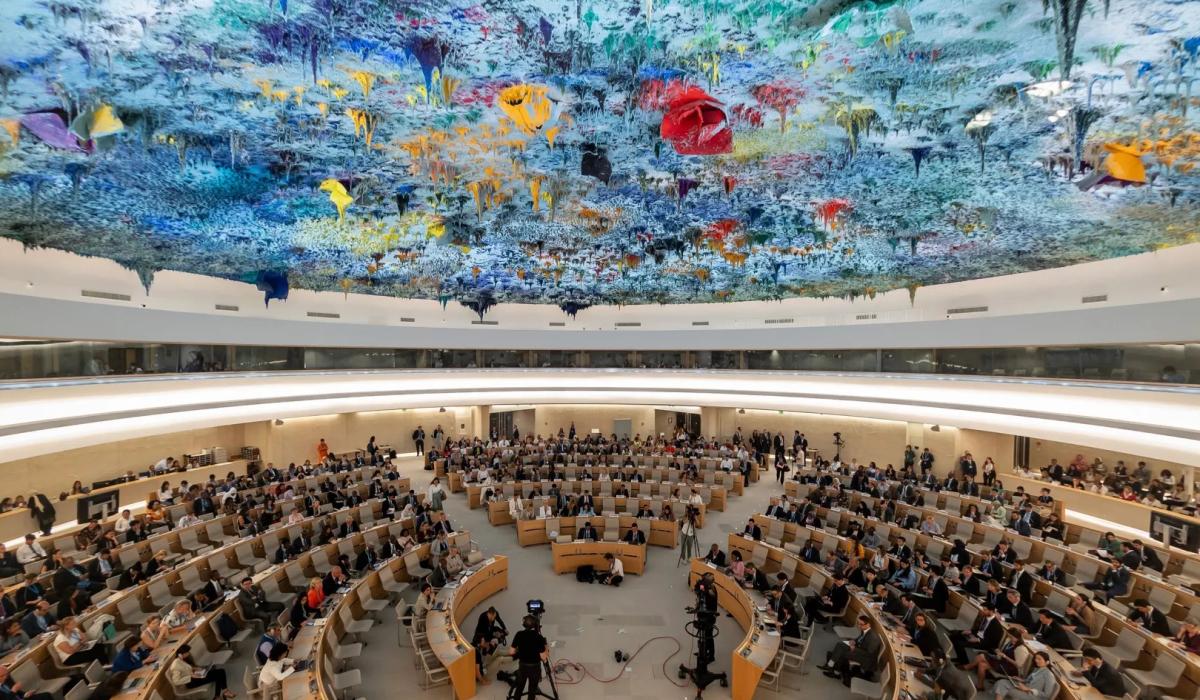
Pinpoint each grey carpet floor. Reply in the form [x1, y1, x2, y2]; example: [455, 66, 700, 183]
[228, 458, 853, 700]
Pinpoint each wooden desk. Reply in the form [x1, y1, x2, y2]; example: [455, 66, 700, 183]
[1002, 472, 1200, 536]
[468, 479, 726, 512]
[427, 556, 510, 700]
[686, 559, 779, 700]
[489, 496, 705, 529]
[725, 534, 934, 700]
[515, 516, 677, 548]
[551, 542, 646, 575]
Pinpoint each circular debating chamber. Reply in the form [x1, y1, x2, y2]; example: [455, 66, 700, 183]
[1, 1, 1199, 699]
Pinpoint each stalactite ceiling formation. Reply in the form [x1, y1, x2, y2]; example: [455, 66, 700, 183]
[0, 0, 1198, 313]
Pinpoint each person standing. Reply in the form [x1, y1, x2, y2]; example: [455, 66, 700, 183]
[508, 615, 549, 700]
[413, 426, 425, 456]
[316, 438, 329, 462]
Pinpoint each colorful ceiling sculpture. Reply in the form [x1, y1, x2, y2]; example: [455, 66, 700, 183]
[0, 0, 1198, 313]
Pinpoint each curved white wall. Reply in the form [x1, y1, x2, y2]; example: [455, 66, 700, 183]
[2, 370, 1198, 468]
[1, 239, 1198, 349]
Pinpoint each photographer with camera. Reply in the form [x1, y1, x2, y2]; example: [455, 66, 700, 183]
[507, 613, 549, 700]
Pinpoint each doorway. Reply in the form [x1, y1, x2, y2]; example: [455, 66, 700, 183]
[613, 419, 633, 440]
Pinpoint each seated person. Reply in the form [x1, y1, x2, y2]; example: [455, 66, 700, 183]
[597, 553, 624, 587]
[622, 524, 646, 545]
[701, 544, 726, 567]
[577, 522, 598, 541]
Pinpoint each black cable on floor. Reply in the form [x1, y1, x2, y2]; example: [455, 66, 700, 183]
[547, 635, 690, 688]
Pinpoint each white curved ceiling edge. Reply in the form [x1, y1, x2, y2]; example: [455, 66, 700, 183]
[0, 239, 1198, 350]
[1, 370, 1197, 467]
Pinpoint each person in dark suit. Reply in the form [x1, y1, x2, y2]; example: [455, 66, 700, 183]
[1037, 560, 1065, 585]
[701, 544, 725, 567]
[910, 613, 942, 658]
[354, 545, 379, 572]
[1083, 561, 1130, 602]
[237, 577, 284, 624]
[743, 519, 762, 541]
[577, 522, 598, 541]
[1004, 589, 1036, 630]
[803, 573, 849, 625]
[292, 530, 313, 555]
[621, 524, 646, 545]
[743, 563, 769, 593]
[820, 615, 883, 686]
[1032, 609, 1072, 650]
[322, 566, 348, 596]
[950, 603, 1003, 664]
[1129, 599, 1172, 635]
[1076, 648, 1126, 696]
[957, 565, 983, 597]
[913, 566, 949, 614]
[1127, 540, 1163, 572]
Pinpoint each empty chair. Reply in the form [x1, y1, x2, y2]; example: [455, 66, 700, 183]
[147, 578, 177, 608]
[603, 517, 619, 542]
[602, 498, 617, 516]
[206, 521, 234, 547]
[235, 543, 267, 572]
[378, 565, 409, 603]
[1070, 559, 1102, 596]
[259, 575, 290, 605]
[1070, 530, 1102, 554]
[210, 614, 253, 649]
[1148, 586, 1176, 617]
[338, 603, 374, 643]
[403, 551, 432, 581]
[1011, 538, 1033, 561]
[1041, 546, 1066, 567]
[751, 544, 769, 570]
[357, 588, 388, 621]
[117, 594, 153, 626]
[938, 605, 978, 633]
[850, 654, 891, 698]
[1094, 627, 1145, 668]
[177, 529, 209, 557]
[796, 571, 827, 599]
[1124, 650, 1184, 693]
[285, 562, 309, 590]
[178, 565, 203, 592]
[764, 521, 784, 548]
[208, 555, 246, 584]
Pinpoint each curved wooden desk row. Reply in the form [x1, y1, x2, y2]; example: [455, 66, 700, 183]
[516, 516, 678, 548]
[28, 465, 405, 563]
[1, 492, 407, 696]
[779, 483, 1200, 610]
[3, 475, 412, 613]
[725, 534, 934, 700]
[0, 458, 252, 546]
[486, 497, 705, 528]
[787, 475, 1060, 530]
[466, 479, 727, 511]
[1002, 472, 1200, 539]
[425, 556, 510, 700]
[282, 538, 453, 700]
[750, 509, 1200, 696]
[436, 451, 760, 483]
[684, 559, 779, 700]
[454, 466, 741, 497]
[786, 478, 1198, 592]
[552, 542, 646, 575]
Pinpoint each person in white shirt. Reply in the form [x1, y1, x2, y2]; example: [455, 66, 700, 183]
[600, 553, 624, 586]
[286, 509, 304, 526]
[536, 503, 553, 519]
[16, 534, 46, 564]
[427, 478, 447, 511]
[177, 513, 201, 529]
[258, 644, 296, 692]
[158, 483, 174, 503]
[153, 457, 171, 474]
[508, 496, 525, 519]
[719, 457, 733, 472]
[114, 510, 132, 534]
[688, 492, 703, 506]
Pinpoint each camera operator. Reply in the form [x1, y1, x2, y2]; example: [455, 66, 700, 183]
[508, 615, 548, 700]
[679, 507, 699, 559]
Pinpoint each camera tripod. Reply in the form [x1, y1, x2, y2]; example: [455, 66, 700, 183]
[678, 608, 727, 699]
[505, 657, 559, 700]
[677, 526, 701, 566]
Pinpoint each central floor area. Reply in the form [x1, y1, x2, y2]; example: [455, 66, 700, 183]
[324, 455, 845, 700]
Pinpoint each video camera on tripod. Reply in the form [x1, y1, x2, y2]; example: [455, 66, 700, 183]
[679, 573, 727, 698]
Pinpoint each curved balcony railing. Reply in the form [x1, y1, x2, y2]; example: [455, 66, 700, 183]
[0, 338, 1198, 386]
